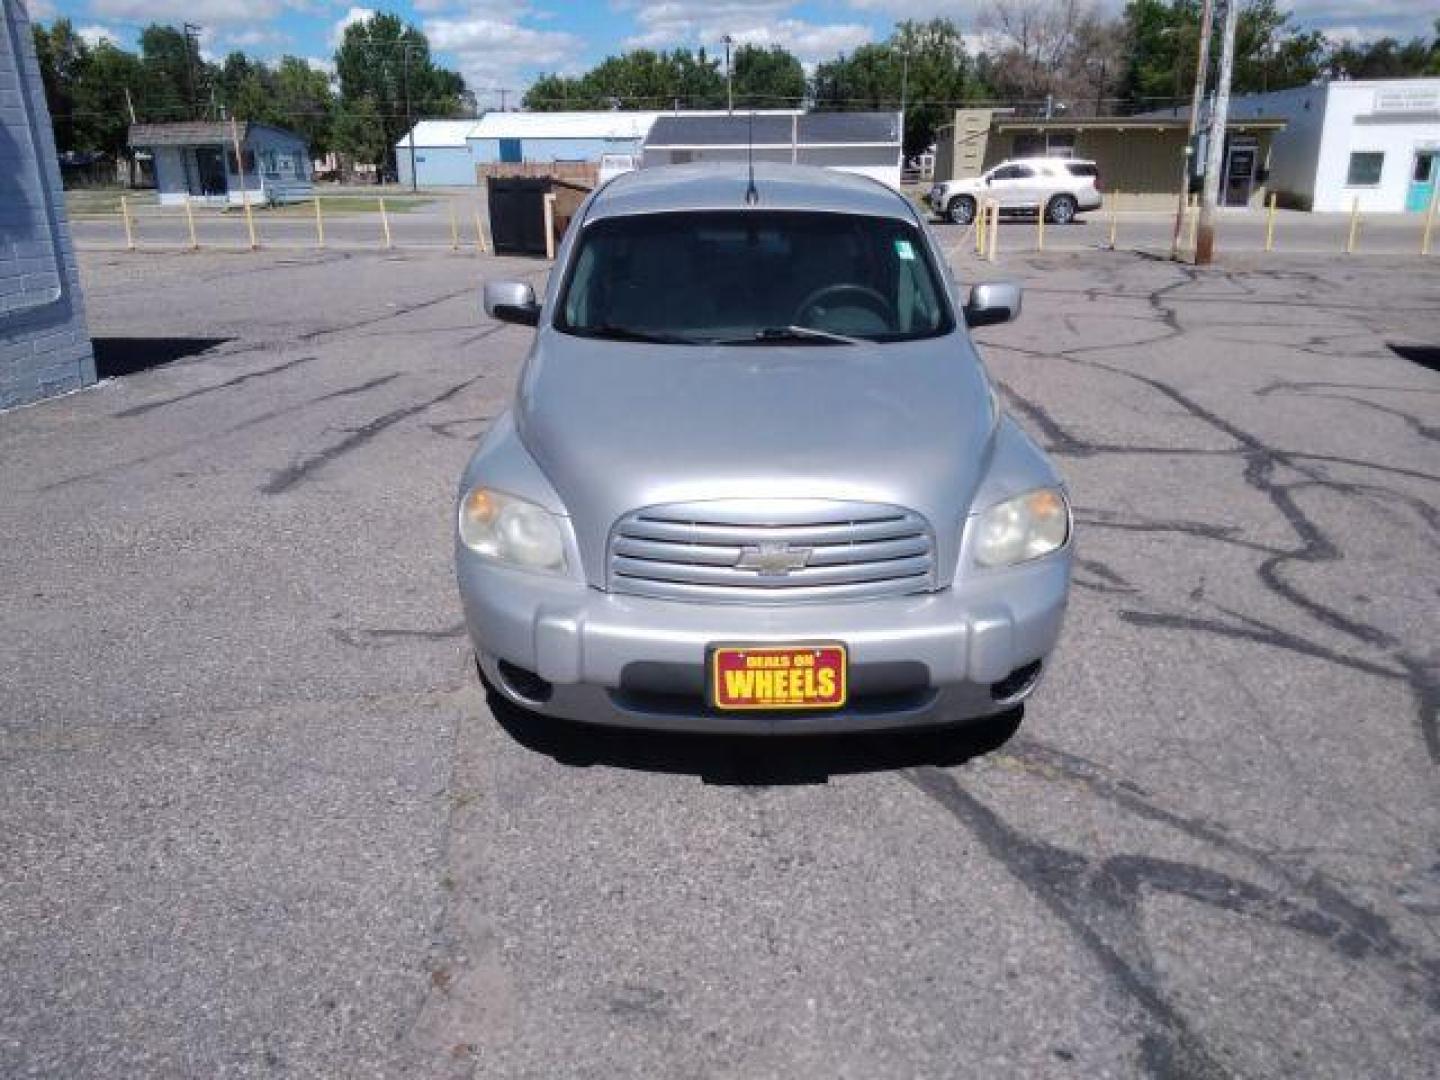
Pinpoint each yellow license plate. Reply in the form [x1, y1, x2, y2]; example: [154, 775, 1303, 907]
[709, 643, 848, 711]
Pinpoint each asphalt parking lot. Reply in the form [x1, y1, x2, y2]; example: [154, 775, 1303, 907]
[2, 243, 1438, 1078]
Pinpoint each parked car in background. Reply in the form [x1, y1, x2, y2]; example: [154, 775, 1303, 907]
[457, 163, 1073, 734]
[926, 158, 1102, 225]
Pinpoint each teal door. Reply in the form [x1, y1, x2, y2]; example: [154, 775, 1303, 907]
[1407, 151, 1437, 212]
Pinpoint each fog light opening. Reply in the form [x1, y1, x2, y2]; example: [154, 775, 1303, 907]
[496, 660, 554, 706]
[990, 660, 1042, 703]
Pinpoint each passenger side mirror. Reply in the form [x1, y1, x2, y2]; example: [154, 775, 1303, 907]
[964, 281, 1022, 328]
[484, 281, 540, 327]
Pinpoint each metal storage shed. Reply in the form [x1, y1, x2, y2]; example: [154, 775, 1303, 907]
[468, 111, 662, 169]
[396, 120, 483, 187]
[642, 112, 903, 189]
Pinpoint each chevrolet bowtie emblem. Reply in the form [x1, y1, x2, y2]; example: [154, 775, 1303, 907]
[735, 541, 813, 576]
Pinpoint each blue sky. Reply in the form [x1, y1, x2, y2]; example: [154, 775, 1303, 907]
[25, 0, 1438, 111]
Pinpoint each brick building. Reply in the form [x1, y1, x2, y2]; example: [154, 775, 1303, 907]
[2, 0, 94, 410]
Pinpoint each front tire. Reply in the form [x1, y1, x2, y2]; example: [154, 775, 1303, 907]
[1046, 194, 1077, 224]
[947, 195, 977, 226]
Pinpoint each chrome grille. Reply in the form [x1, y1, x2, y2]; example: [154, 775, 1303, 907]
[608, 500, 936, 603]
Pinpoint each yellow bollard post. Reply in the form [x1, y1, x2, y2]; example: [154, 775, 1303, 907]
[543, 193, 556, 260]
[1345, 194, 1360, 254]
[230, 117, 258, 251]
[183, 194, 198, 251]
[1036, 202, 1045, 252]
[473, 207, 487, 255]
[449, 201, 459, 252]
[1265, 191, 1277, 252]
[1107, 191, 1119, 250]
[120, 194, 135, 251]
[378, 196, 393, 249]
[974, 199, 985, 255]
[314, 196, 325, 249]
[1422, 184, 1437, 256]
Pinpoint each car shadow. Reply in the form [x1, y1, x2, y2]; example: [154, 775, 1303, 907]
[487, 691, 1023, 785]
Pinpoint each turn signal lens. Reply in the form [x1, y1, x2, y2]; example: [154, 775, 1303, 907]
[459, 487, 567, 573]
[972, 487, 1070, 568]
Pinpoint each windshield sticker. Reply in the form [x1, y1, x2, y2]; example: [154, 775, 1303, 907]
[895, 239, 916, 261]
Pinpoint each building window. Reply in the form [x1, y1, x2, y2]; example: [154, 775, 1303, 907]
[1346, 151, 1384, 186]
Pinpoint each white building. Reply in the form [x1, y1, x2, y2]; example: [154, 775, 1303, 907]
[396, 120, 484, 187]
[1230, 78, 1439, 213]
[643, 112, 903, 190]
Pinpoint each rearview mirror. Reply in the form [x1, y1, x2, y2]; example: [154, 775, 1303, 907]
[964, 281, 1022, 328]
[484, 281, 540, 327]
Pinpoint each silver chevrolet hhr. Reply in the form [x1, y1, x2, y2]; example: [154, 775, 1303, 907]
[456, 163, 1072, 734]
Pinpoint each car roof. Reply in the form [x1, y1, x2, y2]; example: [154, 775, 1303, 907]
[589, 163, 917, 223]
[1000, 156, 1097, 167]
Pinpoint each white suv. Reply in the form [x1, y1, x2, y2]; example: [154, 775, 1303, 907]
[926, 158, 1102, 226]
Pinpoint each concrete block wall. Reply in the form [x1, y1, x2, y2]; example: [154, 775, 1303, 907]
[1, 0, 95, 410]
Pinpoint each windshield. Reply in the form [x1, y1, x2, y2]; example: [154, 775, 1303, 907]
[555, 210, 954, 344]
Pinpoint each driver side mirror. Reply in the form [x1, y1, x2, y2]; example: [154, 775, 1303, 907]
[484, 281, 540, 327]
[964, 281, 1022, 328]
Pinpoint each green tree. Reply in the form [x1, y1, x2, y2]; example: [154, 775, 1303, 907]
[732, 44, 805, 108]
[216, 51, 274, 123]
[1326, 21, 1439, 79]
[332, 96, 390, 165]
[273, 57, 335, 157]
[814, 20, 983, 157]
[137, 23, 205, 120]
[333, 12, 464, 170]
[32, 18, 88, 152]
[524, 47, 724, 110]
[1121, 0, 1328, 108]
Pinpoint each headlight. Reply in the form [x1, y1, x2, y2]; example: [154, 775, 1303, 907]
[458, 487, 567, 573]
[971, 487, 1070, 568]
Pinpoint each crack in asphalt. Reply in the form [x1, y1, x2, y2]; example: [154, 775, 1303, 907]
[907, 743, 1440, 1079]
[911, 252, 1440, 1074]
[114, 355, 316, 418]
[262, 375, 484, 495]
[981, 255, 1438, 761]
[42, 373, 402, 491]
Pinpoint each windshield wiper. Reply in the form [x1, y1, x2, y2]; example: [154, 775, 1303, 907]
[713, 325, 862, 346]
[578, 324, 700, 345]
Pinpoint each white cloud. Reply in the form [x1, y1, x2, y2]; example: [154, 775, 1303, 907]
[621, 1, 872, 64]
[24, 0, 59, 20]
[89, 0, 286, 23]
[76, 23, 121, 47]
[329, 5, 376, 49]
[305, 55, 336, 76]
[423, 14, 583, 100]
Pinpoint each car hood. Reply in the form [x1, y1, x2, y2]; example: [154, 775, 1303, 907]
[514, 331, 1000, 588]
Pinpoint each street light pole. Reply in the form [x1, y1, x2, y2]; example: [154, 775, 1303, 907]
[1196, 0, 1239, 265]
[724, 35, 733, 115]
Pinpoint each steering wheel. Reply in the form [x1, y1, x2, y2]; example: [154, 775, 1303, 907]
[793, 283, 895, 328]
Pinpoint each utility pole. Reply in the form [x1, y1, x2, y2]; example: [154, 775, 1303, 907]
[402, 44, 416, 193]
[1169, 0, 1214, 260]
[1196, 0, 1239, 265]
[498, 88, 508, 111]
[183, 22, 202, 120]
[723, 35, 733, 115]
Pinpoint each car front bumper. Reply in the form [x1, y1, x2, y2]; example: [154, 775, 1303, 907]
[457, 551, 1071, 734]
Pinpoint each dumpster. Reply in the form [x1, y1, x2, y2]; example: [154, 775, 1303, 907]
[486, 176, 592, 257]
